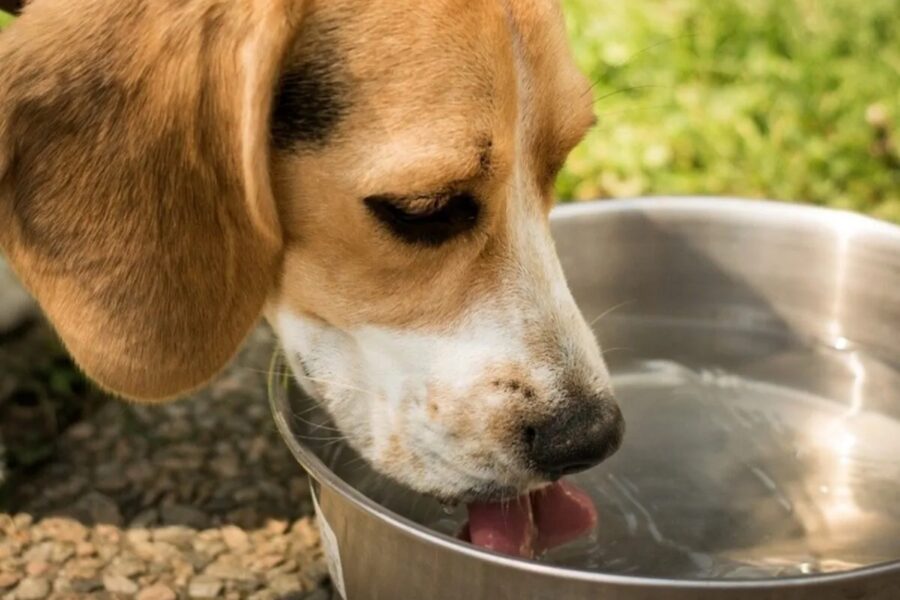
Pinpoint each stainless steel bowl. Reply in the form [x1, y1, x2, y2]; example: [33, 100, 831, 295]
[271, 197, 900, 599]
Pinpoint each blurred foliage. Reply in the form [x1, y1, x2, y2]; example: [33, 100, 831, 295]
[0, 10, 11, 28]
[2, 3, 899, 219]
[559, 0, 900, 221]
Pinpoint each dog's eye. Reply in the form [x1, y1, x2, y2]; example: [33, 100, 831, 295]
[364, 193, 480, 246]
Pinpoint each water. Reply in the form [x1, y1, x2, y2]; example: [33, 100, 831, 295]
[538, 358, 900, 578]
[290, 318, 900, 580]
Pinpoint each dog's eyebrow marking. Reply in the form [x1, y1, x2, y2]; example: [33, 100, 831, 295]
[271, 48, 349, 150]
[364, 137, 494, 198]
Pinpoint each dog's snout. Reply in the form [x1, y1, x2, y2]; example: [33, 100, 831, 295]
[524, 393, 624, 478]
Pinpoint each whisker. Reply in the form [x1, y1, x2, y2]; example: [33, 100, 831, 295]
[588, 300, 634, 327]
[582, 33, 700, 96]
[600, 346, 632, 357]
[586, 83, 668, 101]
[290, 432, 350, 443]
[293, 374, 380, 399]
[288, 410, 344, 434]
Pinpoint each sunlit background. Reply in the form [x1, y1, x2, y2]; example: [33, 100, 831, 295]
[559, 0, 899, 221]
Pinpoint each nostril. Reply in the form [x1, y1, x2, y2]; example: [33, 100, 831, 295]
[523, 426, 537, 449]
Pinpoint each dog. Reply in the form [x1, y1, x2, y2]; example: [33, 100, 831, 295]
[0, 0, 624, 503]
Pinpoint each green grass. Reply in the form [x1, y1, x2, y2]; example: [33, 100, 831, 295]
[559, 0, 900, 221]
[2, 3, 898, 220]
[0, 10, 11, 28]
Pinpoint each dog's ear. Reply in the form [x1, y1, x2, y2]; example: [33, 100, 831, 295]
[0, 0, 303, 400]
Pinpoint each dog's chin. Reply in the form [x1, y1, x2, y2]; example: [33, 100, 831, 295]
[284, 359, 546, 505]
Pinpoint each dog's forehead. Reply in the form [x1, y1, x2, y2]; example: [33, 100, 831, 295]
[282, 0, 590, 179]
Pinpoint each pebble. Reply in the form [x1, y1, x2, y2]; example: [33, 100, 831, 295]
[75, 542, 97, 557]
[69, 492, 123, 526]
[106, 554, 147, 578]
[69, 578, 103, 593]
[0, 572, 21, 588]
[24, 561, 50, 577]
[103, 573, 139, 595]
[153, 525, 194, 547]
[188, 575, 224, 598]
[160, 505, 209, 530]
[220, 526, 249, 551]
[269, 574, 303, 596]
[0, 325, 329, 598]
[14, 577, 50, 600]
[136, 583, 177, 600]
[203, 560, 256, 583]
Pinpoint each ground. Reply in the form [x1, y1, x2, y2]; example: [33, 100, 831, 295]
[1, 1, 899, 598]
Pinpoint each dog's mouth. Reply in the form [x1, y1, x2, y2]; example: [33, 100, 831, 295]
[460, 480, 597, 558]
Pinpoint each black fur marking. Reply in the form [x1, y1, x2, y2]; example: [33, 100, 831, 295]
[271, 51, 349, 150]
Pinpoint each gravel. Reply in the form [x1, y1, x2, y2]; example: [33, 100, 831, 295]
[1, 325, 336, 599]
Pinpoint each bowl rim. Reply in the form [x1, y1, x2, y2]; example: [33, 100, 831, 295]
[271, 196, 900, 590]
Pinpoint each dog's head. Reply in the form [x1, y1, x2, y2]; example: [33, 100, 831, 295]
[0, 0, 622, 501]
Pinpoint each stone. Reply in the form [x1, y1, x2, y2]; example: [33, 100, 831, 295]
[95, 463, 128, 492]
[269, 574, 302, 596]
[131, 541, 179, 563]
[24, 562, 50, 577]
[210, 455, 240, 478]
[203, 560, 256, 583]
[69, 578, 103, 593]
[106, 554, 146, 578]
[13, 513, 34, 530]
[192, 539, 227, 561]
[51, 577, 72, 594]
[0, 572, 21, 588]
[34, 518, 87, 543]
[220, 526, 249, 551]
[152, 526, 194, 548]
[248, 553, 284, 571]
[62, 557, 104, 580]
[103, 573, 139, 595]
[188, 575, 224, 598]
[70, 492, 123, 526]
[125, 529, 151, 545]
[67, 422, 96, 440]
[298, 590, 332, 600]
[291, 519, 320, 549]
[94, 524, 122, 544]
[129, 508, 159, 528]
[264, 519, 289, 535]
[160, 505, 209, 529]
[53, 543, 76, 564]
[23, 542, 55, 563]
[14, 577, 50, 600]
[136, 583, 177, 600]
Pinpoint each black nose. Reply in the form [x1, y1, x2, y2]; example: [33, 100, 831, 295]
[524, 395, 624, 478]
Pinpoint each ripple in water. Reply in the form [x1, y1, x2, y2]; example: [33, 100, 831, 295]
[419, 358, 900, 579]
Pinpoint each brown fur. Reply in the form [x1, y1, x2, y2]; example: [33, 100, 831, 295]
[0, 0, 595, 402]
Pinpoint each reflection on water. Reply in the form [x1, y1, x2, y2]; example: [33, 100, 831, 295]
[286, 319, 900, 580]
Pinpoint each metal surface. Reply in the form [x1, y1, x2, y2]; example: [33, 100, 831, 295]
[271, 197, 900, 599]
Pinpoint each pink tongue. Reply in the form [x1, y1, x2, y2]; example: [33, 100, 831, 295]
[462, 480, 597, 558]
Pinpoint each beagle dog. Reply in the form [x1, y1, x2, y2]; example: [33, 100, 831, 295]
[0, 0, 624, 502]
